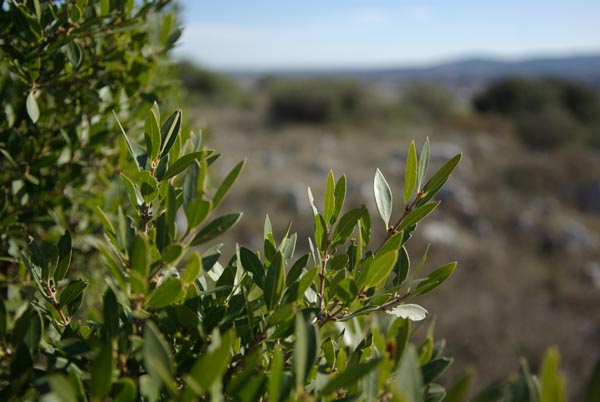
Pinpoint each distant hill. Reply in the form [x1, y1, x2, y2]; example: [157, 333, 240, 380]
[229, 54, 600, 93]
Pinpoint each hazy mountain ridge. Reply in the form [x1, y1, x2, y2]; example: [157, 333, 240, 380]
[229, 54, 600, 92]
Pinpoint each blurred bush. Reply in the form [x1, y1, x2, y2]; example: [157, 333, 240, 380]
[474, 77, 600, 149]
[399, 83, 459, 125]
[266, 79, 370, 125]
[176, 60, 245, 105]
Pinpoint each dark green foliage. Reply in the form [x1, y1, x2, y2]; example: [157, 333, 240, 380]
[267, 79, 370, 125]
[0, 0, 181, 259]
[473, 77, 600, 149]
[176, 60, 242, 104]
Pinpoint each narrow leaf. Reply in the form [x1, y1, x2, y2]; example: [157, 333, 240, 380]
[162, 151, 208, 181]
[58, 280, 88, 307]
[90, 343, 113, 399]
[54, 231, 72, 282]
[397, 201, 440, 232]
[160, 110, 182, 156]
[143, 322, 175, 393]
[324, 171, 336, 224]
[415, 262, 457, 296]
[421, 153, 461, 201]
[190, 213, 242, 246]
[264, 252, 284, 309]
[417, 137, 430, 191]
[374, 169, 393, 228]
[404, 140, 418, 205]
[26, 91, 39, 123]
[145, 105, 161, 161]
[321, 358, 381, 395]
[333, 175, 346, 223]
[145, 278, 182, 309]
[213, 159, 245, 208]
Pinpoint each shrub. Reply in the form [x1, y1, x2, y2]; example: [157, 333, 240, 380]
[473, 77, 600, 149]
[1, 103, 575, 400]
[515, 106, 583, 149]
[267, 79, 369, 125]
[0, 0, 181, 260]
[400, 84, 458, 124]
[176, 60, 243, 104]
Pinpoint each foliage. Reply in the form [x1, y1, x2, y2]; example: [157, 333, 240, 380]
[176, 60, 243, 105]
[473, 77, 600, 149]
[266, 79, 370, 125]
[0, 0, 181, 260]
[1, 100, 574, 400]
[399, 84, 458, 125]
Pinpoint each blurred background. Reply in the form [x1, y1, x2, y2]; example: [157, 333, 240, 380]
[173, 1, 600, 398]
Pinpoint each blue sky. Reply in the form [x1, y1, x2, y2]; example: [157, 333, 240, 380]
[175, 0, 600, 70]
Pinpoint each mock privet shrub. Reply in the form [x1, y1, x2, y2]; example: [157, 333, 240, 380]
[0, 100, 573, 401]
[0, 0, 181, 260]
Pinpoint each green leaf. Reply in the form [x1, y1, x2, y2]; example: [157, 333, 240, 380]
[444, 368, 474, 402]
[395, 246, 410, 286]
[26, 90, 39, 123]
[415, 262, 457, 296]
[58, 280, 88, 307]
[160, 110, 182, 156]
[333, 175, 346, 223]
[183, 253, 202, 284]
[386, 304, 428, 322]
[183, 160, 199, 208]
[264, 252, 285, 309]
[314, 213, 328, 252]
[162, 151, 209, 182]
[90, 343, 113, 400]
[239, 247, 265, 289]
[324, 170, 336, 224]
[113, 378, 138, 402]
[65, 41, 83, 68]
[129, 234, 149, 279]
[145, 278, 182, 309]
[331, 207, 365, 246]
[391, 345, 423, 402]
[377, 231, 404, 256]
[186, 329, 234, 395]
[307, 187, 318, 216]
[417, 137, 430, 191]
[540, 347, 566, 402]
[114, 112, 147, 171]
[135, 171, 159, 203]
[213, 160, 246, 208]
[362, 250, 398, 289]
[422, 357, 453, 383]
[190, 213, 242, 246]
[404, 140, 418, 205]
[374, 169, 393, 228]
[293, 313, 318, 389]
[320, 358, 381, 395]
[54, 231, 72, 282]
[185, 199, 212, 229]
[397, 201, 440, 232]
[584, 359, 600, 402]
[269, 344, 285, 402]
[121, 173, 143, 208]
[145, 104, 161, 161]
[143, 322, 176, 393]
[421, 153, 461, 202]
